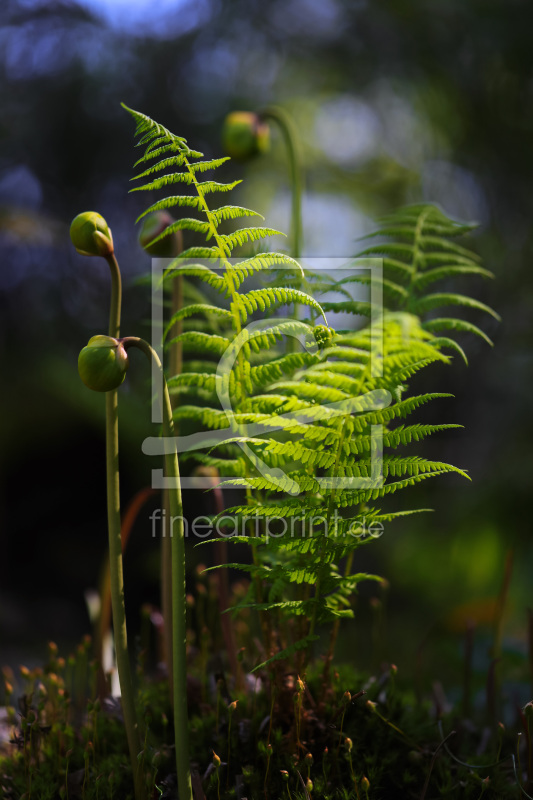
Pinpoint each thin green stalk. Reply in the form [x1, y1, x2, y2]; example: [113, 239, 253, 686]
[307, 415, 349, 650]
[106, 253, 121, 340]
[121, 336, 192, 800]
[261, 106, 303, 357]
[404, 208, 429, 314]
[309, 351, 373, 667]
[322, 549, 355, 689]
[260, 106, 303, 259]
[162, 241, 184, 692]
[103, 253, 143, 800]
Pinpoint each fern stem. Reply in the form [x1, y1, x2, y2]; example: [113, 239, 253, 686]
[405, 208, 429, 313]
[308, 416, 349, 658]
[121, 336, 192, 800]
[182, 152, 268, 639]
[261, 106, 303, 259]
[162, 234, 184, 699]
[316, 342, 374, 668]
[322, 549, 355, 690]
[103, 254, 144, 800]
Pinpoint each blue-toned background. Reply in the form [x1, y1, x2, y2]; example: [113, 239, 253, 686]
[0, 0, 529, 698]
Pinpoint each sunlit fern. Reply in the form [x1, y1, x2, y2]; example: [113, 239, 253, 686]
[208, 312, 472, 668]
[124, 106, 492, 673]
[322, 204, 499, 364]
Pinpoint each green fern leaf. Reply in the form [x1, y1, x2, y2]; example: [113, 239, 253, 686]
[413, 264, 494, 291]
[422, 317, 493, 346]
[135, 196, 201, 222]
[168, 331, 230, 356]
[414, 293, 500, 319]
[210, 205, 265, 225]
[161, 264, 227, 293]
[195, 179, 243, 195]
[251, 635, 319, 672]
[217, 226, 285, 250]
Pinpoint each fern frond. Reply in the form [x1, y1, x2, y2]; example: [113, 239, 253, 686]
[266, 380, 349, 404]
[381, 258, 414, 278]
[195, 179, 243, 195]
[252, 635, 319, 672]
[428, 336, 468, 365]
[334, 274, 409, 305]
[321, 300, 373, 317]
[167, 372, 219, 393]
[251, 351, 320, 388]
[169, 245, 220, 260]
[189, 157, 231, 173]
[414, 292, 500, 319]
[125, 108, 494, 677]
[164, 303, 232, 331]
[354, 393, 453, 428]
[132, 155, 230, 180]
[381, 423, 463, 448]
[162, 264, 227, 293]
[130, 172, 196, 193]
[210, 205, 265, 225]
[346, 455, 469, 481]
[344, 205, 498, 356]
[413, 265, 494, 291]
[422, 317, 493, 346]
[235, 287, 327, 325]
[135, 196, 201, 222]
[216, 226, 285, 250]
[180, 452, 245, 475]
[132, 153, 189, 179]
[338, 468, 470, 505]
[168, 331, 230, 356]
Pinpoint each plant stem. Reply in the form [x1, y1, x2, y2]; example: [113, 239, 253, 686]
[163, 247, 184, 692]
[322, 550, 355, 690]
[490, 548, 514, 722]
[121, 336, 192, 800]
[106, 253, 121, 340]
[307, 416, 349, 662]
[261, 106, 303, 357]
[103, 254, 144, 800]
[260, 106, 303, 259]
[462, 620, 475, 719]
[95, 487, 155, 700]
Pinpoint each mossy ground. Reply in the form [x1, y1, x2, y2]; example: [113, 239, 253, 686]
[0, 633, 529, 800]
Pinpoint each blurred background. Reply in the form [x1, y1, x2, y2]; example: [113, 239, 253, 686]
[0, 0, 531, 703]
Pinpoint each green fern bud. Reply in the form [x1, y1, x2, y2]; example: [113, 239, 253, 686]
[222, 111, 270, 161]
[138, 211, 180, 257]
[70, 212, 114, 257]
[313, 324, 333, 349]
[78, 335, 128, 392]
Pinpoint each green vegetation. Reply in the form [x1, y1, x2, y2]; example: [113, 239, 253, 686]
[3, 106, 527, 800]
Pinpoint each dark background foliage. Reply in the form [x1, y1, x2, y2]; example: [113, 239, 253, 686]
[0, 0, 530, 691]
